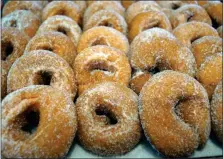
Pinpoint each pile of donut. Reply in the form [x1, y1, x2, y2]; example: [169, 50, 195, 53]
[1, 0, 222, 158]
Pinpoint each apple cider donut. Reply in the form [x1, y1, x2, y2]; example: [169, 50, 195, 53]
[42, 1, 81, 24]
[74, 45, 131, 95]
[128, 10, 172, 42]
[211, 81, 223, 143]
[83, 10, 127, 35]
[2, 10, 41, 38]
[157, 1, 197, 10]
[196, 53, 222, 98]
[217, 26, 222, 38]
[77, 26, 129, 54]
[170, 4, 212, 29]
[76, 82, 141, 156]
[191, 36, 222, 68]
[173, 22, 219, 48]
[1, 28, 29, 99]
[7, 50, 77, 99]
[37, 15, 82, 47]
[140, 70, 210, 157]
[24, 32, 76, 66]
[2, 1, 42, 17]
[1, 85, 77, 158]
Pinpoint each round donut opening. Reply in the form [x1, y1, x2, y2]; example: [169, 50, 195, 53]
[57, 26, 68, 35]
[56, 9, 66, 16]
[95, 105, 118, 125]
[88, 60, 115, 75]
[91, 37, 108, 46]
[142, 20, 160, 32]
[34, 70, 53, 85]
[10, 20, 17, 27]
[1, 41, 14, 61]
[171, 3, 180, 10]
[98, 21, 114, 28]
[40, 46, 53, 52]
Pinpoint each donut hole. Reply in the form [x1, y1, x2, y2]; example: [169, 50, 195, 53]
[57, 26, 67, 35]
[95, 106, 118, 125]
[98, 21, 113, 28]
[142, 20, 160, 32]
[186, 14, 194, 22]
[1, 41, 14, 60]
[88, 60, 115, 75]
[191, 36, 202, 43]
[171, 3, 180, 10]
[56, 9, 66, 16]
[34, 71, 53, 85]
[91, 37, 108, 46]
[41, 46, 53, 52]
[10, 20, 17, 27]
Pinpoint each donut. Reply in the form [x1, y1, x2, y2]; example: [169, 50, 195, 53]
[1, 28, 29, 99]
[2, 10, 41, 38]
[157, 1, 197, 10]
[7, 50, 77, 99]
[1, 85, 77, 158]
[217, 26, 222, 38]
[24, 32, 76, 66]
[37, 15, 82, 47]
[2, 1, 42, 17]
[42, 1, 81, 24]
[125, 1, 161, 25]
[173, 22, 219, 48]
[197, 0, 209, 6]
[76, 82, 141, 156]
[196, 53, 222, 98]
[191, 36, 222, 68]
[83, 1, 125, 25]
[128, 10, 172, 42]
[121, 0, 135, 9]
[77, 26, 129, 55]
[83, 10, 127, 35]
[139, 70, 210, 157]
[74, 45, 131, 95]
[211, 81, 223, 143]
[170, 4, 212, 29]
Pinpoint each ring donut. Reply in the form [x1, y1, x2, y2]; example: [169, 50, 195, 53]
[37, 15, 82, 47]
[211, 81, 223, 143]
[24, 31, 76, 66]
[196, 53, 222, 98]
[83, 10, 127, 35]
[173, 22, 219, 48]
[1, 28, 29, 99]
[139, 70, 210, 157]
[74, 45, 131, 95]
[1, 85, 77, 158]
[217, 26, 222, 38]
[76, 82, 141, 156]
[2, 10, 41, 38]
[77, 26, 129, 54]
[7, 50, 77, 99]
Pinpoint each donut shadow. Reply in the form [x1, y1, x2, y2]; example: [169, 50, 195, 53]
[209, 131, 222, 148]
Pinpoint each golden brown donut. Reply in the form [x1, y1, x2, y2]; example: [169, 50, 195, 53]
[170, 4, 212, 29]
[191, 36, 222, 68]
[2, 10, 41, 38]
[217, 25, 222, 38]
[121, 0, 136, 9]
[76, 82, 141, 156]
[83, 10, 127, 35]
[37, 15, 82, 47]
[126, 1, 161, 25]
[140, 70, 210, 157]
[42, 1, 81, 24]
[173, 22, 219, 48]
[74, 45, 131, 95]
[2, 1, 42, 17]
[1, 85, 77, 158]
[1, 28, 29, 99]
[196, 53, 222, 98]
[128, 10, 172, 42]
[197, 0, 209, 6]
[77, 26, 129, 54]
[7, 50, 77, 99]
[24, 32, 76, 66]
[211, 81, 223, 143]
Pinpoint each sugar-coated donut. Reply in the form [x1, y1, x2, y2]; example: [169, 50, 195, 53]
[74, 45, 131, 95]
[157, 1, 197, 10]
[211, 81, 223, 143]
[2, 1, 42, 17]
[1, 28, 29, 99]
[2, 10, 41, 38]
[24, 32, 76, 66]
[37, 15, 82, 47]
[128, 10, 172, 42]
[170, 4, 212, 29]
[1, 85, 77, 158]
[196, 53, 222, 98]
[217, 26, 222, 38]
[173, 22, 219, 48]
[204, 1, 222, 26]
[191, 36, 222, 68]
[121, 0, 135, 9]
[77, 26, 129, 54]
[76, 82, 141, 156]
[126, 1, 161, 25]
[83, 1, 125, 25]
[197, 0, 209, 6]
[139, 70, 210, 157]
[84, 10, 127, 35]
[42, 1, 81, 24]
[7, 50, 77, 99]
